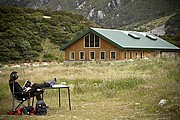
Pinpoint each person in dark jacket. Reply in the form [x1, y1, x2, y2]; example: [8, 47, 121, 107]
[9, 71, 56, 100]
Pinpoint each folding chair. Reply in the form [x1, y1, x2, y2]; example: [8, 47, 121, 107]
[10, 82, 44, 111]
[11, 91, 31, 111]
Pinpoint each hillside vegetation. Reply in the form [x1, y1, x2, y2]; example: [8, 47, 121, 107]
[0, 6, 96, 63]
[102, 0, 180, 28]
[159, 11, 180, 48]
[165, 10, 180, 35]
[0, 0, 180, 29]
[0, 58, 179, 119]
[120, 14, 173, 32]
[0, 6, 179, 64]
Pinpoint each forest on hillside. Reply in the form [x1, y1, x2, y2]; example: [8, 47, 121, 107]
[160, 11, 180, 48]
[0, 6, 96, 63]
[0, 6, 179, 64]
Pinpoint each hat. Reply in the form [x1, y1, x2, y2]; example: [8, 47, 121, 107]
[10, 71, 18, 81]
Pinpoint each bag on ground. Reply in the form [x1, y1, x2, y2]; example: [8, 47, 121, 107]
[35, 100, 47, 115]
[22, 106, 34, 115]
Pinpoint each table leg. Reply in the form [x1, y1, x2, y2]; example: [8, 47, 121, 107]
[68, 88, 71, 110]
[59, 88, 61, 107]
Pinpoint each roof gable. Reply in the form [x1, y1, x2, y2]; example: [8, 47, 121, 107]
[60, 27, 179, 51]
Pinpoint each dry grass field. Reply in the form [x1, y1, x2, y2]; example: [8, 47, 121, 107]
[0, 57, 180, 120]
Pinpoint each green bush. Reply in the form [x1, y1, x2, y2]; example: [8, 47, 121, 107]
[43, 53, 56, 62]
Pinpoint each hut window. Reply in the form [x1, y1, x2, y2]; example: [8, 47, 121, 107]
[128, 33, 140, 39]
[90, 33, 94, 47]
[100, 51, 105, 60]
[95, 35, 99, 47]
[69, 51, 75, 60]
[140, 52, 143, 59]
[85, 35, 89, 47]
[89, 51, 95, 60]
[135, 52, 138, 59]
[146, 34, 157, 40]
[84, 33, 99, 48]
[124, 51, 127, 59]
[79, 51, 85, 60]
[110, 51, 116, 60]
[130, 51, 133, 59]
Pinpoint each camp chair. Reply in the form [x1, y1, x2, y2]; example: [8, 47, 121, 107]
[11, 91, 31, 111]
[10, 82, 44, 111]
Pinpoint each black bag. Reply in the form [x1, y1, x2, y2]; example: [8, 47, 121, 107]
[22, 106, 35, 115]
[35, 100, 47, 115]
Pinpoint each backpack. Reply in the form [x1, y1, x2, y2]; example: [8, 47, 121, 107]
[22, 106, 35, 115]
[35, 100, 47, 115]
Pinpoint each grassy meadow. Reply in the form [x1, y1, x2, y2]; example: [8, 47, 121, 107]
[0, 57, 180, 120]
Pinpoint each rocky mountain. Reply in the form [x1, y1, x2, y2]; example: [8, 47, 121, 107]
[1, 0, 180, 29]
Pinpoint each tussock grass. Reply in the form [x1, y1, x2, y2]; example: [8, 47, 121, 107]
[0, 57, 180, 119]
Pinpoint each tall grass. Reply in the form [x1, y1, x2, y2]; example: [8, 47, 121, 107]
[0, 57, 180, 119]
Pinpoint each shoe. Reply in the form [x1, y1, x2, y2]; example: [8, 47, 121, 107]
[48, 78, 57, 87]
[7, 111, 15, 115]
[44, 82, 50, 87]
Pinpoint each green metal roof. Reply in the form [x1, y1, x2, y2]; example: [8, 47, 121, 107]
[60, 27, 180, 51]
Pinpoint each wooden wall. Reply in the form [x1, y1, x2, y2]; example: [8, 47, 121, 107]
[64, 35, 159, 61]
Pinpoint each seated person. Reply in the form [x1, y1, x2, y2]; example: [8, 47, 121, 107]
[9, 71, 56, 101]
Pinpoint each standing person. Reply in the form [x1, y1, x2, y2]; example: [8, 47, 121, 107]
[9, 71, 56, 100]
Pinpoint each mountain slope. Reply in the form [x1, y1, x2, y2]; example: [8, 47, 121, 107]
[104, 0, 180, 28]
[0, 0, 180, 29]
[0, 6, 96, 63]
[165, 10, 180, 35]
